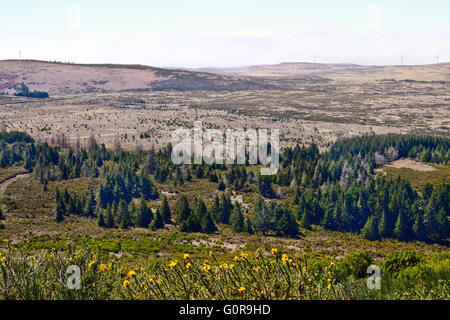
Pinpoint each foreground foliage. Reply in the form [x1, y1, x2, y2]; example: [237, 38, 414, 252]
[0, 245, 448, 300]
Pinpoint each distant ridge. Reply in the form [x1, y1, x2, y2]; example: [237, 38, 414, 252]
[192, 61, 450, 81]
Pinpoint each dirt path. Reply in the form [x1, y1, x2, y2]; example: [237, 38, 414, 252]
[0, 173, 30, 192]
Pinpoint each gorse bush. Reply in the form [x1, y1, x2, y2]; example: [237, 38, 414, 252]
[1, 245, 449, 300]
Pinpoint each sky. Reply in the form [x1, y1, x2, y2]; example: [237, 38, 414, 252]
[0, 0, 449, 67]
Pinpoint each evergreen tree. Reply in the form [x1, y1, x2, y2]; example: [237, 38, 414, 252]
[195, 165, 204, 179]
[55, 197, 65, 222]
[201, 210, 217, 233]
[105, 205, 115, 228]
[436, 208, 450, 239]
[361, 215, 379, 240]
[393, 212, 407, 241]
[174, 195, 191, 225]
[97, 211, 106, 227]
[320, 206, 334, 229]
[218, 180, 225, 191]
[229, 202, 244, 232]
[118, 200, 130, 229]
[0, 207, 3, 220]
[137, 197, 152, 228]
[276, 205, 298, 237]
[251, 196, 272, 235]
[185, 169, 192, 182]
[161, 195, 172, 224]
[152, 207, 164, 230]
[220, 194, 233, 224]
[299, 208, 313, 229]
[378, 209, 391, 238]
[244, 217, 253, 234]
[210, 195, 222, 222]
[412, 213, 426, 241]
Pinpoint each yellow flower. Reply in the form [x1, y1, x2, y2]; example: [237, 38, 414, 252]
[148, 276, 155, 283]
[327, 283, 332, 290]
[183, 254, 190, 260]
[88, 260, 95, 270]
[209, 251, 213, 257]
[127, 270, 137, 278]
[169, 260, 178, 269]
[202, 264, 211, 271]
[241, 252, 248, 259]
[238, 287, 246, 293]
[282, 254, 289, 265]
[234, 256, 239, 261]
[271, 248, 278, 255]
[123, 280, 130, 289]
[186, 263, 192, 269]
[99, 264, 107, 272]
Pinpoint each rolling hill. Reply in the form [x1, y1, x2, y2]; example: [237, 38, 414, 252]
[0, 60, 284, 96]
[196, 62, 450, 81]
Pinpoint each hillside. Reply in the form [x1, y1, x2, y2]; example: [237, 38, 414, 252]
[0, 60, 286, 96]
[197, 62, 450, 82]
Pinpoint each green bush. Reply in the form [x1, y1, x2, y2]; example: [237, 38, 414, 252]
[344, 251, 373, 278]
[396, 264, 433, 284]
[383, 251, 423, 276]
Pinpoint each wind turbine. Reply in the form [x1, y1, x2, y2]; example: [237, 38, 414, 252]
[18, 51, 21, 60]
[435, 53, 439, 64]
[400, 54, 405, 65]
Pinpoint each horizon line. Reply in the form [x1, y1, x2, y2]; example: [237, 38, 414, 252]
[1, 58, 448, 70]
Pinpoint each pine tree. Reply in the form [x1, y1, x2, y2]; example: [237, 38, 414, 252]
[174, 195, 191, 225]
[201, 210, 217, 234]
[55, 197, 65, 222]
[251, 196, 272, 235]
[118, 200, 130, 229]
[161, 195, 172, 224]
[218, 180, 225, 191]
[393, 212, 407, 241]
[412, 213, 426, 240]
[320, 206, 334, 229]
[244, 217, 253, 234]
[105, 205, 115, 228]
[152, 208, 164, 230]
[220, 194, 233, 224]
[436, 208, 450, 239]
[195, 165, 204, 179]
[229, 202, 244, 232]
[185, 169, 192, 182]
[276, 205, 298, 237]
[299, 209, 313, 229]
[97, 211, 106, 227]
[378, 209, 391, 238]
[361, 215, 379, 240]
[210, 196, 222, 222]
[137, 197, 152, 228]
[0, 207, 3, 220]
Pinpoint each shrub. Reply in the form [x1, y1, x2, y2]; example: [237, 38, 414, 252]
[383, 251, 423, 276]
[344, 251, 373, 278]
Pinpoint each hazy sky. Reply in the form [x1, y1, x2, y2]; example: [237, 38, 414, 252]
[1, 0, 449, 67]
